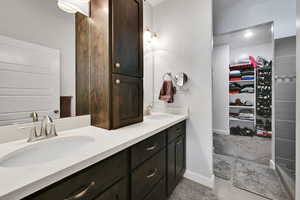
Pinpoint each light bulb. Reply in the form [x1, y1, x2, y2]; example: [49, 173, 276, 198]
[57, 0, 77, 13]
[144, 28, 152, 43]
[244, 31, 253, 38]
[152, 33, 158, 45]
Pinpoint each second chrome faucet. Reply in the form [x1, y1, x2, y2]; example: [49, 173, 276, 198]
[28, 113, 58, 143]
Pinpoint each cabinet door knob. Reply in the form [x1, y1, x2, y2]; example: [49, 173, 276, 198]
[115, 62, 121, 68]
[116, 79, 121, 84]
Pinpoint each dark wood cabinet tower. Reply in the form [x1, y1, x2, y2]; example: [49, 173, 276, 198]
[76, 0, 144, 129]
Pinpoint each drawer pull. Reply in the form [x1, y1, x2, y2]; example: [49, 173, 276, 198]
[146, 168, 158, 178]
[146, 144, 157, 151]
[64, 181, 96, 200]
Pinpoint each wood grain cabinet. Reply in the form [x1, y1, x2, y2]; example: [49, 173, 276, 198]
[112, 0, 143, 77]
[167, 122, 186, 196]
[112, 74, 143, 129]
[94, 179, 128, 200]
[23, 121, 186, 200]
[76, 0, 144, 130]
[23, 151, 128, 200]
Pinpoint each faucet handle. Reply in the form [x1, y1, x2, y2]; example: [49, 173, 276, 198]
[30, 112, 39, 122]
[27, 126, 39, 143]
[49, 120, 58, 137]
[47, 116, 58, 137]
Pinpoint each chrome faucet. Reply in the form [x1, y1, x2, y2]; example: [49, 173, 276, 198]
[28, 115, 58, 143]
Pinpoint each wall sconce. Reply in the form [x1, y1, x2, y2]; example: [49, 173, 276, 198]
[144, 27, 158, 45]
[57, 0, 90, 16]
[144, 27, 153, 43]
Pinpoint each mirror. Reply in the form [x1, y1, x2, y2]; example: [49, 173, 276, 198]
[0, 0, 79, 126]
[174, 73, 188, 88]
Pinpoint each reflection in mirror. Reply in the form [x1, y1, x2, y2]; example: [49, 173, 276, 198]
[0, 0, 77, 126]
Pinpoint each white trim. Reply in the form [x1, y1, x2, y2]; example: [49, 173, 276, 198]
[184, 170, 215, 188]
[269, 159, 276, 170]
[213, 129, 228, 135]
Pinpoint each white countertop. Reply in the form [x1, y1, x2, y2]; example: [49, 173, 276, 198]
[0, 113, 187, 200]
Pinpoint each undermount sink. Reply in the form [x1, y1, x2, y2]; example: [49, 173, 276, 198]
[0, 136, 94, 167]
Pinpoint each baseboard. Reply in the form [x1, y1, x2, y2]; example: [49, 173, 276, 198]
[213, 129, 229, 135]
[184, 170, 215, 189]
[269, 159, 276, 170]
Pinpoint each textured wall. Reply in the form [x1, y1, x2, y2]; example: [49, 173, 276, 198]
[274, 36, 296, 197]
[153, 0, 213, 183]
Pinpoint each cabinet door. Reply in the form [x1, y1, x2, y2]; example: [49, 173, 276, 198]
[112, 74, 143, 129]
[167, 135, 186, 196]
[175, 136, 185, 179]
[167, 141, 176, 196]
[95, 179, 128, 200]
[112, 0, 143, 77]
[143, 178, 166, 200]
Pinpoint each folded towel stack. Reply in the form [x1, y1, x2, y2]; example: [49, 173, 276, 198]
[230, 109, 254, 121]
[230, 98, 253, 107]
[229, 83, 254, 94]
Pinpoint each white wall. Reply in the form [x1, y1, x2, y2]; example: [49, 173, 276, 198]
[230, 43, 273, 64]
[153, 0, 214, 184]
[144, 2, 155, 108]
[212, 45, 230, 135]
[0, 0, 76, 116]
[296, 0, 300, 198]
[214, 0, 296, 39]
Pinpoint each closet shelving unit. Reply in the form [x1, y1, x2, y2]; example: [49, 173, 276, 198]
[229, 63, 256, 136]
[256, 64, 272, 138]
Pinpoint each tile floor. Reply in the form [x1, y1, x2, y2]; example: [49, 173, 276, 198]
[169, 133, 290, 200]
[169, 178, 268, 200]
[213, 133, 272, 165]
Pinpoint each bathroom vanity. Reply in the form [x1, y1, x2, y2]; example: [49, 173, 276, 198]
[0, 113, 187, 200]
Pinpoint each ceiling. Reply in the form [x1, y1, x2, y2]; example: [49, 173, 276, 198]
[147, 0, 271, 9]
[214, 23, 273, 48]
[213, 0, 272, 17]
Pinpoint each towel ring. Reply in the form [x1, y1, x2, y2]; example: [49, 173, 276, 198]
[163, 72, 173, 81]
[162, 72, 189, 90]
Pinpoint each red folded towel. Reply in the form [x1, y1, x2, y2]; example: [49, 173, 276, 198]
[159, 80, 176, 103]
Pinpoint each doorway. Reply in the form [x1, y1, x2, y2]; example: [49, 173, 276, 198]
[212, 22, 295, 200]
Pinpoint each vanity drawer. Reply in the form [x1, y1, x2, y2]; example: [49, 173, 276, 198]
[131, 131, 166, 169]
[131, 149, 166, 200]
[143, 178, 166, 200]
[167, 121, 186, 143]
[94, 178, 128, 200]
[24, 150, 128, 200]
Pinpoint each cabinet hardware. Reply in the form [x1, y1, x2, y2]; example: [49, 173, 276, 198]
[115, 62, 121, 68]
[146, 168, 158, 178]
[116, 79, 121, 84]
[64, 181, 96, 200]
[146, 144, 157, 151]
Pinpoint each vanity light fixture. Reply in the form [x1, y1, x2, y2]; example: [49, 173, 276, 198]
[57, 0, 77, 14]
[152, 33, 158, 45]
[57, 0, 90, 16]
[144, 27, 159, 45]
[144, 27, 152, 43]
[244, 30, 253, 38]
